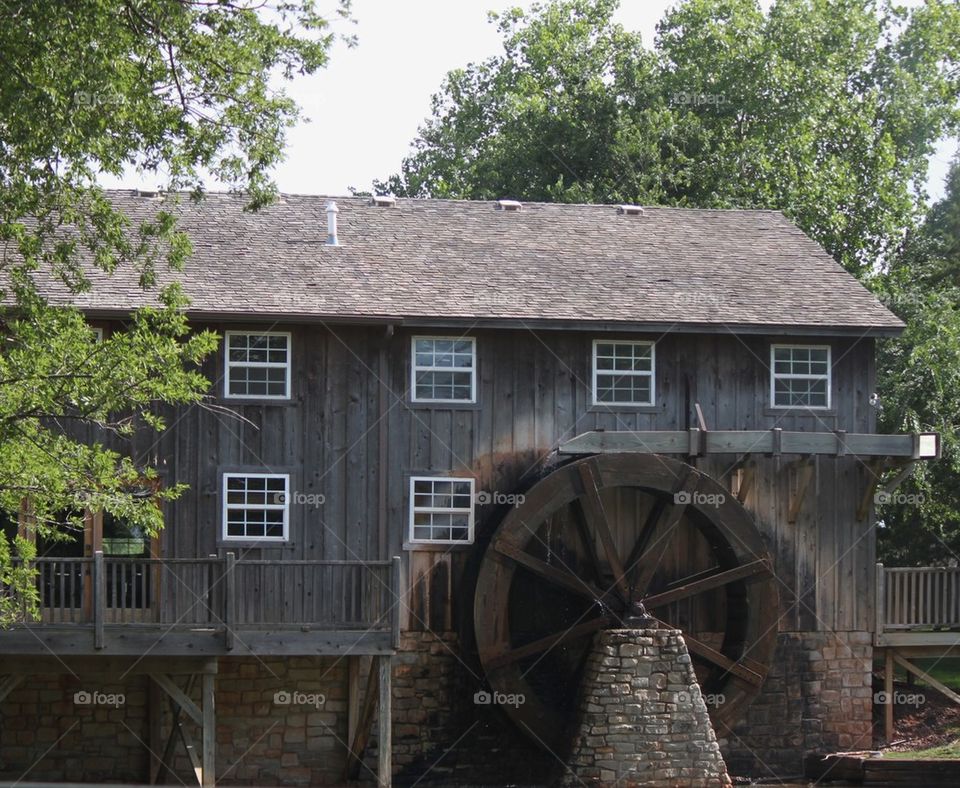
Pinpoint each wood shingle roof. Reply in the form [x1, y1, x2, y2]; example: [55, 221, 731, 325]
[54, 192, 903, 335]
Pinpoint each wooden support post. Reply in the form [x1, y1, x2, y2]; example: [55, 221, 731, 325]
[149, 678, 164, 784]
[344, 658, 379, 781]
[875, 563, 885, 641]
[201, 672, 215, 787]
[391, 556, 401, 650]
[884, 649, 894, 743]
[347, 656, 361, 747]
[377, 655, 392, 788]
[93, 550, 105, 649]
[155, 674, 200, 786]
[223, 552, 236, 651]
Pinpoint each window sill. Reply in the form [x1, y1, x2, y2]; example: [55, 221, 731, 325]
[217, 540, 294, 549]
[218, 398, 297, 407]
[403, 541, 473, 552]
[587, 403, 663, 414]
[406, 401, 482, 411]
[763, 407, 837, 418]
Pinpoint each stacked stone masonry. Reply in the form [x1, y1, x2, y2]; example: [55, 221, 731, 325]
[722, 631, 874, 777]
[564, 628, 731, 788]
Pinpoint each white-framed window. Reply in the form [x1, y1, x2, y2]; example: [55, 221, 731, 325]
[222, 473, 289, 541]
[224, 331, 291, 400]
[410, 336, 476, 403]
[592, 340, 656, 406]
[92, 327, 104, 342]
[770, 344, 831, 409]
[408, 476, 475, 544]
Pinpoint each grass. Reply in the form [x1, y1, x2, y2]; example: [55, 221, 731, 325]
[872, 656, 960, 690]
[883, 736, 960, 759]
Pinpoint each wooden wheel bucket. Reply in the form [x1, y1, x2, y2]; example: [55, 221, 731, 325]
[473, 453, 778, 751]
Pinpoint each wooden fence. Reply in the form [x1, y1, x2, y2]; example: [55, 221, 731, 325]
[3, 553, 400, 641]
[876, 564, 960, 632]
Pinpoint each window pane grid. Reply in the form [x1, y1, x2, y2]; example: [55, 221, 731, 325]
[412, 337, 476, 402]
[225, 332, 290, 399]
[409, 477, 474, 543]
[593, 341, 655, 406]
[771, 345, 830, 408]
[223, 474, 289, 540]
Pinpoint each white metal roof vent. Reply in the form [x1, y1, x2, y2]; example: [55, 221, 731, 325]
[496, 199, 523, 211]
[617, 204, 645, 216]
[370, 195, 397, 207]
[325, 201, 340, 246]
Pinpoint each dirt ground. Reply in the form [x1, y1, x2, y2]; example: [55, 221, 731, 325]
[873, 678, 960, 753]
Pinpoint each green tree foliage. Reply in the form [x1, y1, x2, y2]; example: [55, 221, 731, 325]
[875, 158, 960, 565]
[377, 0, 960, 275]
[0, 0, 347, 619]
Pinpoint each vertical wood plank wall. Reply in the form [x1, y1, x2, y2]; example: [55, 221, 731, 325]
[122, 325, 877, 635]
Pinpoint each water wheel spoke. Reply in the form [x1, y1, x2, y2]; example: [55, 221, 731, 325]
[575, 461, 630, 600]
[493, 539, 602, 602]
[679, 631, 767, 687]
[630, 471, 699, 597]
[571, 498, 607, 590]
[643, 559, 773, 609]
[623, 499, 667, 577]
[485, 616, 613, 671]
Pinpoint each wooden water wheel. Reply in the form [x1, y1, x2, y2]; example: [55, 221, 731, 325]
[473, 453, 778, 751]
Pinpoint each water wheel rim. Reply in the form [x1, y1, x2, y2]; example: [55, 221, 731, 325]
[473, 453, 779, 751]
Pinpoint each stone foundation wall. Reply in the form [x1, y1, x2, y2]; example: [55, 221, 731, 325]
[722, 631, 873, 777]
[0, 657, 349, 786]
[0, 673, 149, 782]
[0, 628, 876, 784]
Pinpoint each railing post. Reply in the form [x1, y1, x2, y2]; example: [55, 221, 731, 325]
[391, 556, 401, 650]
[93, 551, 105, 649]
[875, 563, 885, 640]
[224, 552, 236, 651]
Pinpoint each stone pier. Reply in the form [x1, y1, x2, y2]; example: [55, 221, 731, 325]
[564, 628, 731, 787]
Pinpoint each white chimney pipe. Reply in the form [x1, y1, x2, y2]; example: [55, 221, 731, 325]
[326, 201, 339, 246]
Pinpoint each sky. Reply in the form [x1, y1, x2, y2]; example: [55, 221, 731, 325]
[100, 0, 956, 202]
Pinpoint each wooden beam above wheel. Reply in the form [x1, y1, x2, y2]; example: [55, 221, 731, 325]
[559, 429, 940, 460]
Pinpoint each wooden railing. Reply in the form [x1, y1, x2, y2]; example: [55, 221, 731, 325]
[876, 564, 960, 632]
[4, 553, 401, 647]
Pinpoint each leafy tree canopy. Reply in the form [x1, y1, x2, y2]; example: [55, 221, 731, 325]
[875, 157, 960, 565]
[0, 0, 348, 616]
[377, 0, 960, 276]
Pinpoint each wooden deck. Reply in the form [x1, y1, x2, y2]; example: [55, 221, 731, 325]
[0, 553, 401, 656]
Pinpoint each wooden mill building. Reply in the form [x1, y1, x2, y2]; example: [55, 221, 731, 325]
[0, 193, 947, 785]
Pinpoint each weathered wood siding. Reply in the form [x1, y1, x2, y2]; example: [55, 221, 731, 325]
[124, 325, 877, 635]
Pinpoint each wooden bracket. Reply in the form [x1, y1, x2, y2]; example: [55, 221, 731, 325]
[893, 653, 960, 706]
[737, 461, 756, 504]
[879, 460, 919, 497]
[0, 674, 24, 704]
[787, 456, 815, 524]
[856, 459, 887, 522]
[150, 671, 215, 787]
